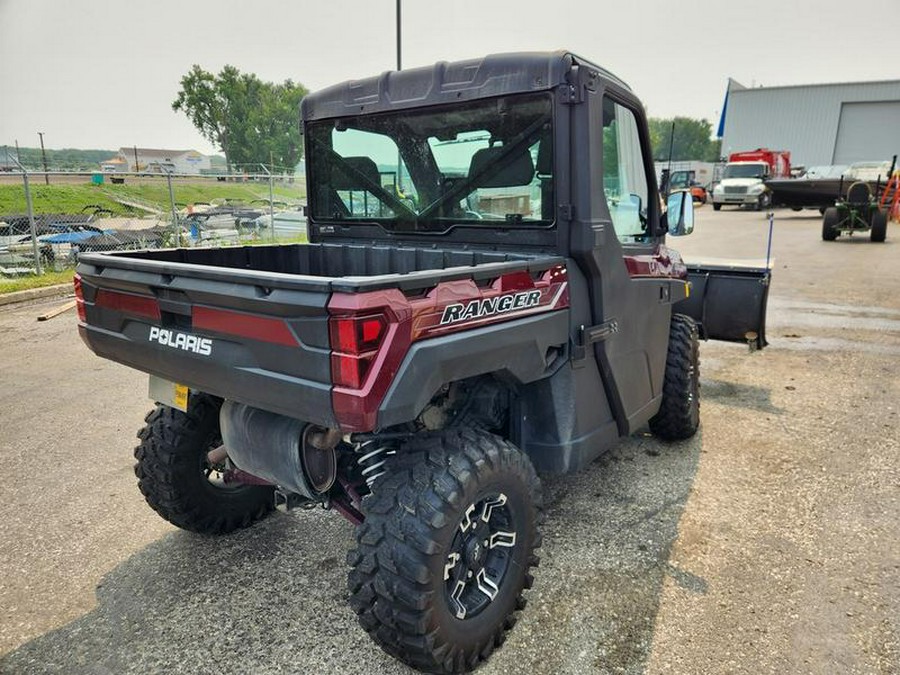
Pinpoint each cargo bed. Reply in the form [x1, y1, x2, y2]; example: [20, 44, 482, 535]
[101, 242, 561, 292]
[75, 243, 563, 427]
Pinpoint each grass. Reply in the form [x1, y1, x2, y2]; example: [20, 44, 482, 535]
[0, 180, 304, 217]
[0, 269, 74, 294]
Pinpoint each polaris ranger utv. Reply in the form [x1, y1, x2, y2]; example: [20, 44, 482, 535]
[75, 51, 769, 674]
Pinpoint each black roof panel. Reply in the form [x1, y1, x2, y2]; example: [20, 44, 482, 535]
[301, 50, 630, 122]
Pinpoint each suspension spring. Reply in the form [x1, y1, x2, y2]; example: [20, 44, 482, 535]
[355, 439, 396, 488]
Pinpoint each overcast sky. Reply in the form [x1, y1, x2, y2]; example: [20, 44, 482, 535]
[1, 0, 898, 155]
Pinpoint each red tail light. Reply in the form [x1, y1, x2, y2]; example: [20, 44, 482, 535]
[329, 314, 387, 388]
[331, 315, 385, 354]
[73, 273, 86, 322]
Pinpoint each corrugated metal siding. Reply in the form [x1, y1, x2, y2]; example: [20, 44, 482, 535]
[721, 80, 900, 167]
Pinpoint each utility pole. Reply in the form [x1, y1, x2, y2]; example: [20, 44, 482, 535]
[134, 145, 140, 173]
[15, 139, 21, 163]
[396, 0, 402, 71]
[37, 131, 49, 185]
[395, 0, 403, 192]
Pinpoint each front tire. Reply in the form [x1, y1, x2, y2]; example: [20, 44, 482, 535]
[822, 207, 840, 241]
[712, 203, 722, 211]
[650, 314, 700, 441]
[134, 393, 275, 535]
[870, 209, 887, 242]
[347, 429, 542, 674]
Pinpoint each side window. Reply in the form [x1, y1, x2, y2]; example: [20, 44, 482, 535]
[602, 97, 650, 242]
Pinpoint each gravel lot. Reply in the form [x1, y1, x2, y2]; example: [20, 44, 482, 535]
[1, 207, 898, 674]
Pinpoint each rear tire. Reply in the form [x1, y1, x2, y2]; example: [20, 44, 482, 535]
[650, 314, 700, 441]
[347, 429, 542, 674]
[712, 203, 722, 211]
[870, 209, 887, 242]
[822, 207, 839, 241]
[134, 393, 275, 535]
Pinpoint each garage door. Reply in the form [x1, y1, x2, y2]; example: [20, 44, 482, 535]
[832, 100, 900, 164]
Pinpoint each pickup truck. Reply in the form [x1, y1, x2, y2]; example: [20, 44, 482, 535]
[75, 51, 770, 674]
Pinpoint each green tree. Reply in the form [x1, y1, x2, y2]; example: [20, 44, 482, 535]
[648, 117, 721, 162]
[172, 65, 307, 172]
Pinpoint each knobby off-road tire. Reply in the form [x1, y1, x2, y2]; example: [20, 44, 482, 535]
[822, 207, 840, 241]
[870, 209, 887, 242]
[348, 429, 542, 674]
[649, 314, 700, 441]
[134, 393, 275, 535]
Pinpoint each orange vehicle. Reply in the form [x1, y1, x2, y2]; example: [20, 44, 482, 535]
[669, 170, 708, 204]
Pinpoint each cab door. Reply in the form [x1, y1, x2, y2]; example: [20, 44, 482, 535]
[566, 81, 676, 437]
[590, 94, 674, 433]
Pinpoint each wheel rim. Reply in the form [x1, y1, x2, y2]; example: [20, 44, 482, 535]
[443, 493, 517, 620]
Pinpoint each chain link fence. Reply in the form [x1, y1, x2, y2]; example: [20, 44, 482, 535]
[0, 167, 306, 278]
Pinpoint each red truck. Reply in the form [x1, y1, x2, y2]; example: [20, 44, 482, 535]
[729, 148, 792, 177]
[712, 148, 791, 211]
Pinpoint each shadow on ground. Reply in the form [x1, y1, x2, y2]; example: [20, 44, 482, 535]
[701, 378, 784, 415]
[1, 433, 702, 675]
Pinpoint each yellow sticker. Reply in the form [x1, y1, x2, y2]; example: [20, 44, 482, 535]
[173, 384, 189, 412]
[684, 281, 691, 298]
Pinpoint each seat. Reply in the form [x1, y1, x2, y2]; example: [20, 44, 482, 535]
[467, 146, 534, 188]
[846, 181, 871, 206]
[331, 156, 381, 192]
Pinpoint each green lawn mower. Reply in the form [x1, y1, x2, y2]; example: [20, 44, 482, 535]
[822, 179, 888, 242]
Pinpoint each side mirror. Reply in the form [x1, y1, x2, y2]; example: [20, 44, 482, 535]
[666, 190, 694, 236]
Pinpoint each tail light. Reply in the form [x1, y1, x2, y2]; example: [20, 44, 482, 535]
[73, 273, 86, 322]
[329, 314, 387, 389]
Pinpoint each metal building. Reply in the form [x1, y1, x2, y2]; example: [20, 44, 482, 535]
[719, 78, 900, 168]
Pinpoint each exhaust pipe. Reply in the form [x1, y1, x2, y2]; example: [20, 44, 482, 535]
[219, 401, 338, 500]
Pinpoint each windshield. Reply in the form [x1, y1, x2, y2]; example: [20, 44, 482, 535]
[307, 94, 553, 230]
[723, 163, 766, 179]
[669, 171, 694, 189]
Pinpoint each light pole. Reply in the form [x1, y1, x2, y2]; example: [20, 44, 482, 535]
[37, 131, 49, 185]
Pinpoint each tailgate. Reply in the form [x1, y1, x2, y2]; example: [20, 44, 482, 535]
[675, 259, 771, 350]
[75, 256, 336, 426]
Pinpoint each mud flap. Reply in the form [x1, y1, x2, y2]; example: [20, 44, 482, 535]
[675, 261, 771, 350]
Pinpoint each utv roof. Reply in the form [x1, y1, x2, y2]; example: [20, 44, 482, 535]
[300, 50, 631, 122]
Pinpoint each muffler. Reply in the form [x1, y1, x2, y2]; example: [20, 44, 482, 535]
[219, 400, 338, 500]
